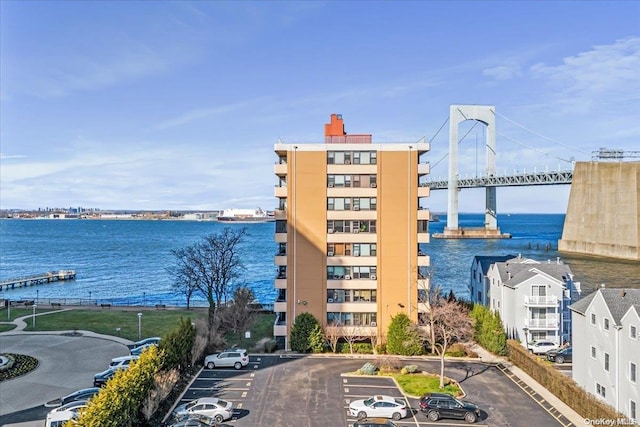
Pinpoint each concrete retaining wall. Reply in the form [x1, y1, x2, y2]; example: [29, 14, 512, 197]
[559, 161, 639, 260]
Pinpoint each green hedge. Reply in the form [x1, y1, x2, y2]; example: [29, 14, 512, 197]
[506, 340, 625, 421]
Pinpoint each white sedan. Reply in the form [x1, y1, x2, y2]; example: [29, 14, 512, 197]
[349, 395, 408, 420]
[173, 397, 233, 423]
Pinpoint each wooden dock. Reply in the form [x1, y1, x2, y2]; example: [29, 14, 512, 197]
[0, 270, 76, 291]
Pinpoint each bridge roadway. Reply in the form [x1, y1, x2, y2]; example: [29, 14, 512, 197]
[422, 170, 573, 190]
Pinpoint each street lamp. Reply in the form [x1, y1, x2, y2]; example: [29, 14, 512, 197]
[523, 326, 529, 351]
[137, 313, 142, 340]
[32, 304, 37, 329]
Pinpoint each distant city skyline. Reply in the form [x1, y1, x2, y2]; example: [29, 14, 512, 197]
[1, 1, 638, 213]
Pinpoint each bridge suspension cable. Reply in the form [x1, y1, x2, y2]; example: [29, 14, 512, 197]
[495, 129, 573, 164]
[494, 111, 590, 155]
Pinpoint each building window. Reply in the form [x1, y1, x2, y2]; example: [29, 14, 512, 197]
[591, 346, 596, 359]
[275, 220, 287, 233]
[631, 325, 637, 340]
[631, 362, 637, 383]
[596, 383, 606, 398]
[631, 400, 637, 420]
[591, 313, 596, 325]
[604, 318, 610, 330]
[604, 353, 610, 372]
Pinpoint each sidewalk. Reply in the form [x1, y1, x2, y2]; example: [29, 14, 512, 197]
[470, 344, 584, 426]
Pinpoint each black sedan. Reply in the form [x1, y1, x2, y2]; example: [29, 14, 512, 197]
[93, 368, 117, 387]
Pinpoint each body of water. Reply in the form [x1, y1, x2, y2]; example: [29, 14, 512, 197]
[0, 215, 638, 306]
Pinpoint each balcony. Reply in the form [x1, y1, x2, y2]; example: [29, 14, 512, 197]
[273, 324, 287, 336]
[274, 255, 287, 265]
[524, 295, 558, 306]
[274, 186, 287, 198]
[274, 209, 286, 220]
[417, 253, 430, 266]
[274, 278, 287, 288]
[417, 163, 430, 176]
[274, 163, 287, 176]
[524, 317, 559, 328]
[274, 301, 287, 313]
[418, 186, 430, 198]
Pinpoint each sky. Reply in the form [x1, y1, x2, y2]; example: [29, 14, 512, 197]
[1, 1, 638, 214]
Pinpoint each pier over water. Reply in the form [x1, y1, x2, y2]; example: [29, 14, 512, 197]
[1, 270, 76, 291]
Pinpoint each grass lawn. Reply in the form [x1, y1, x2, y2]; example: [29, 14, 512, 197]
[2, 307, 276, 346]
[21, 307, 209, 340]
[225, 313, 276, 350]
[388, 372, 462, 397]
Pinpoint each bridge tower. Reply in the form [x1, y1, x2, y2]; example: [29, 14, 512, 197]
[436, 104, 510, 239]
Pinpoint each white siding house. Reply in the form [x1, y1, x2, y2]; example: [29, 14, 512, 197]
[470, 255, 515, 306]
[481, 255, 580, 347]
[570, 288, 640, 420]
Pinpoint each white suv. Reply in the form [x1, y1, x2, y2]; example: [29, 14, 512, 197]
[528, 341, 559, 355]
[204, 349, 248, 370]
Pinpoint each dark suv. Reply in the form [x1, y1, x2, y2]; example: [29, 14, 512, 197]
[546, 346, 572, 364]
[419, 393, 480, 424]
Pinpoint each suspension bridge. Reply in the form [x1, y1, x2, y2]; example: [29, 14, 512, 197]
[420, 104, 638, 239]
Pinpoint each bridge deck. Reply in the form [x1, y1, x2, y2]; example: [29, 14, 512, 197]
[423, 170, 573, 190]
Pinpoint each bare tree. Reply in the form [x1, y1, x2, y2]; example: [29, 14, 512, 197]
[325, 323, 341, 353]
[219, 286, 257, 334]
[430, 298, 474, 388]
[171, 227, 247, 330]
[342, 326, 368, 354]
[191, 319, 209, 366]
[141, 369, 179, 420]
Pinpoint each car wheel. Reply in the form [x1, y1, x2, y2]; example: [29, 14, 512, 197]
[207, 362, 215, 369]
[392, 412, 402, 421]
[234, 362, 242, 370]
[214, 414, 224, 423]
[427, 410, 440, 421]
[464, 412, 477, 423]
[357, 411, 367, 420]
[556, 356, 564, 364]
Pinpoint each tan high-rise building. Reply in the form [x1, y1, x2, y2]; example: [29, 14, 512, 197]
[273, 114, 431, 350]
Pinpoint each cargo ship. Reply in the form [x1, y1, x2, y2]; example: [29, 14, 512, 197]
[216, 208, 275, 222]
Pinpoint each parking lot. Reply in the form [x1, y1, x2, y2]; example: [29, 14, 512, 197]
[0, 333, 577, 427]
[174, 355, 573, 427]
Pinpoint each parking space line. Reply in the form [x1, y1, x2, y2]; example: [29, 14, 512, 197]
[496, 363, 575, 427]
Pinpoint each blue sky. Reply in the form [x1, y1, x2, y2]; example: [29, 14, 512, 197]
[1, 1, 638, 213]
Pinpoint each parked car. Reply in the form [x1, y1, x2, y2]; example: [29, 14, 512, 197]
[45, 401, 87, 427]
[527, 340, 559, 355]
[109, 355, 139, 369]
[93, 368, 118, 387]
[172, 397, 234, 423]
[45, 387, 100, 408]
[348, 395, 408, 420]
[168, 413, 233, 427]
[204, 349, 248, 370]
[130, 342, 157, 356]
[419, 392, 481, 424]
[353, 418, 399, 427]
[546, 346, 572, 364]
[127, 336, 161, 350]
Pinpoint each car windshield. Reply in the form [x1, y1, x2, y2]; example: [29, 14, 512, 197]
[363, 397, 377, 407]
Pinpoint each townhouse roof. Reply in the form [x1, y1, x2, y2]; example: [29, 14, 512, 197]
[570, 288, 640, 325]
[472, 254, 517, 275]
[494, 257, 575, 288]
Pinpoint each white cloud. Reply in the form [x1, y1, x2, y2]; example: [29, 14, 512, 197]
[530, 37, 640, 112]
[483, 64, 523, 80]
